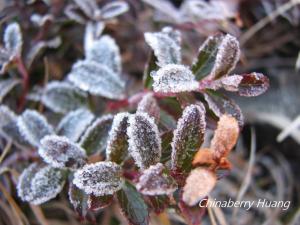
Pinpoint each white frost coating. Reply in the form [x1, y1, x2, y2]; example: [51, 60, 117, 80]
[85, 35, 122, 74]
[73, 161, 123, 196]
[68, 60, 125, 100]
[127, 112, 161, 170]
[39, 135, 87, 169]
[84, 22, 104, 51]
[161, 26, 181, 46]
[0, 78, 20, 102]
[136, 163, 177, 195]
[0, 105, 17, 128]
[220, 75, 243, 92]
[137, 93, 160, 121]
[151, 64, 199, 93]
[17, 110, 54, 147]
[74, 0, 98, 17]
[101, 1, 129, 19]
[4, 22, 23, 55]
[41, 81, 88, 113]
[30, 14, 54, 27]
[57, 109, 94, 142]
[144, 30, 181, 67]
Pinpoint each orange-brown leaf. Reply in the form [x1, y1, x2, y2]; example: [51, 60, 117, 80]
[192, 148, 215, 167]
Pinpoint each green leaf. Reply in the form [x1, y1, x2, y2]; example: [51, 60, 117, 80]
[143, 52, 157, 89]
[69, 183, 89, 217]
[117, 181, 149, 225]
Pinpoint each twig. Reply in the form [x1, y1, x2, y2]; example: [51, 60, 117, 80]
[0, 140, 12, 164]
[16, 56, 30, 112]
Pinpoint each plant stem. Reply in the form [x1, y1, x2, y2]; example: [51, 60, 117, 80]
[16, 56, 29, 112]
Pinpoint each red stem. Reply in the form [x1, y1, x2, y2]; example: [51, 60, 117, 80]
[16, 57, 29, 112]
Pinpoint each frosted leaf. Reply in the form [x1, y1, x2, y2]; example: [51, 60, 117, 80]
[182, 168, 216, 206]
[30, 14, 53, 27]
[219, 75, 243, 91]
[106, 112, 130, 164]
[17, 110, 54, 147]
[73, 0, 98, 18]
[68, 60, 125, 100]
[57, 109, 94, 142]
[4, 23, 23, 56]
[79, 115, 113, 155]
[0, 48, 11, 74]
[127, 112, 161, 170]
[144, 29, 181, 67]
[84, 21, 104, 51]
[136, 163, 177, 195]
[41, 81, 88, 114]
[85, 35, 122, 74]
[161, 26, 181, 46]
[101, 1, 129, 19]
[64, 4, 87, 24]
[68, 183, 88, 217]
[17, 163, 66, 205]
[73, 161, 123, 196]
[137, 93, 160, 122]
[87, 194, 113, 210]
[151, 64, 199, 93]
[171, 104, 206, 172]
[0, 78, 20, 102]
[39, 135, 87, 169]
[210, 34, 240, 79]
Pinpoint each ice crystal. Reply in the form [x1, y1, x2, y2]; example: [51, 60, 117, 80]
[127, 112, 161, 170]
[101, 1, 129, 19]
[151, 64, 199, 93]
[57, 109, 94, 142]
[42, 81, 88, 113]
[182, 168, 216, 206]
[17, 110, 54, 147]
[73, 161, 123, 196]
[171, 104, 206, 171]
[17, 163, 66, 205]
[68, 60, 125, 99]
[137, 93, 160, 121]
[136, 163, 177, 195]
[106, 112, 130, 164]
[144, 28, 181, 67]
[4, 22, 22, 55]
[39, 135, 87, 169]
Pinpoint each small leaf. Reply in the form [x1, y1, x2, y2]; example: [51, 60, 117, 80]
[101, 1, 129, 19]
[144, 28, 181, 67]
[171, 104, 206, 172]
[182, 168, 216, 206]
[127, 113, 161, 170]
[4, 22, 23, 56]
[69, 183, 89, 217]
[117, 181, 149, 225]
[39, 135, 87, 169]
[73, 161, 123, 196]
[137, 93, 160, 122]
[57, 109, 95, 142]
[17, 163, 66, 205]
[236, 72, 269, 97]
[73, 0, 98, 18]
[84, 21, 104, 51]
[79, 114, 113, 155]
[136, 163, 177, 195]
[106, 112, 130, 164]
[211, 115, 239, 160]
[0, 48, 12, 74]
[151, 64, 199, 93]
[143, 52, 157, 89]
[42, 81, 88, 114]
[68, 60, 125, 99]
[0, 78, 20, 102]
[17, 110, 54, 147]
[85, 35, 122, 74]
[87, 194, 113, 211]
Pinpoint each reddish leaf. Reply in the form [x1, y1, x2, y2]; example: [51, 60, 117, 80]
[237, 72, 269, 97]
[87, 194, 113, 211]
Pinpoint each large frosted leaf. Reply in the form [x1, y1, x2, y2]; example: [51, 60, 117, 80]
[0, 78, 20, 102]
[57, 109, 94, 142]
[4, 23, 23, 56]
[39, 135, 87, 169]
[42, 81, 88, 114]
[106, 112, 129, 164]
[17, 110, 54, 147]
[73, 161, 123, 196]
[127, 113, 161, 170]
[79, 115, 113, 155]
[171, 104, 206, 172]
[137, 93, 160, 122]
[151, 64, 199, 93]
[144, 27, 181, 67]
[85, 35, 122, 74]
[101, 1, 129, 19]
[68, 60, 125, 99]
[17, 163, 66, 205]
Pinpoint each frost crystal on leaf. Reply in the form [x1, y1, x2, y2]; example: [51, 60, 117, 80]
[4, 22, 23, 56]
[161, 27, 181, 47]
[42, 81, 88, 114]
[39, 135, 87, 169]
[17, 110, 54, 147]
[57, 109, 94, 142]
[17, 163, 66, 205]
[106, 112, 130, 164]
[151, 64, 199, 93]
[101, 1, 129, 19]
[144, 28, 181, 67]
[68, 60, 125, 99]
[137, 93, 160, 122]
[171, 104, 206, 172]
[136, 163, 177, 195]
[182, 168, 216, 206]
[85, 35, 122, 74]
[73, 161, 123, 196]
[84, 22, 104, 51]
[127, 112, 161, 170]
